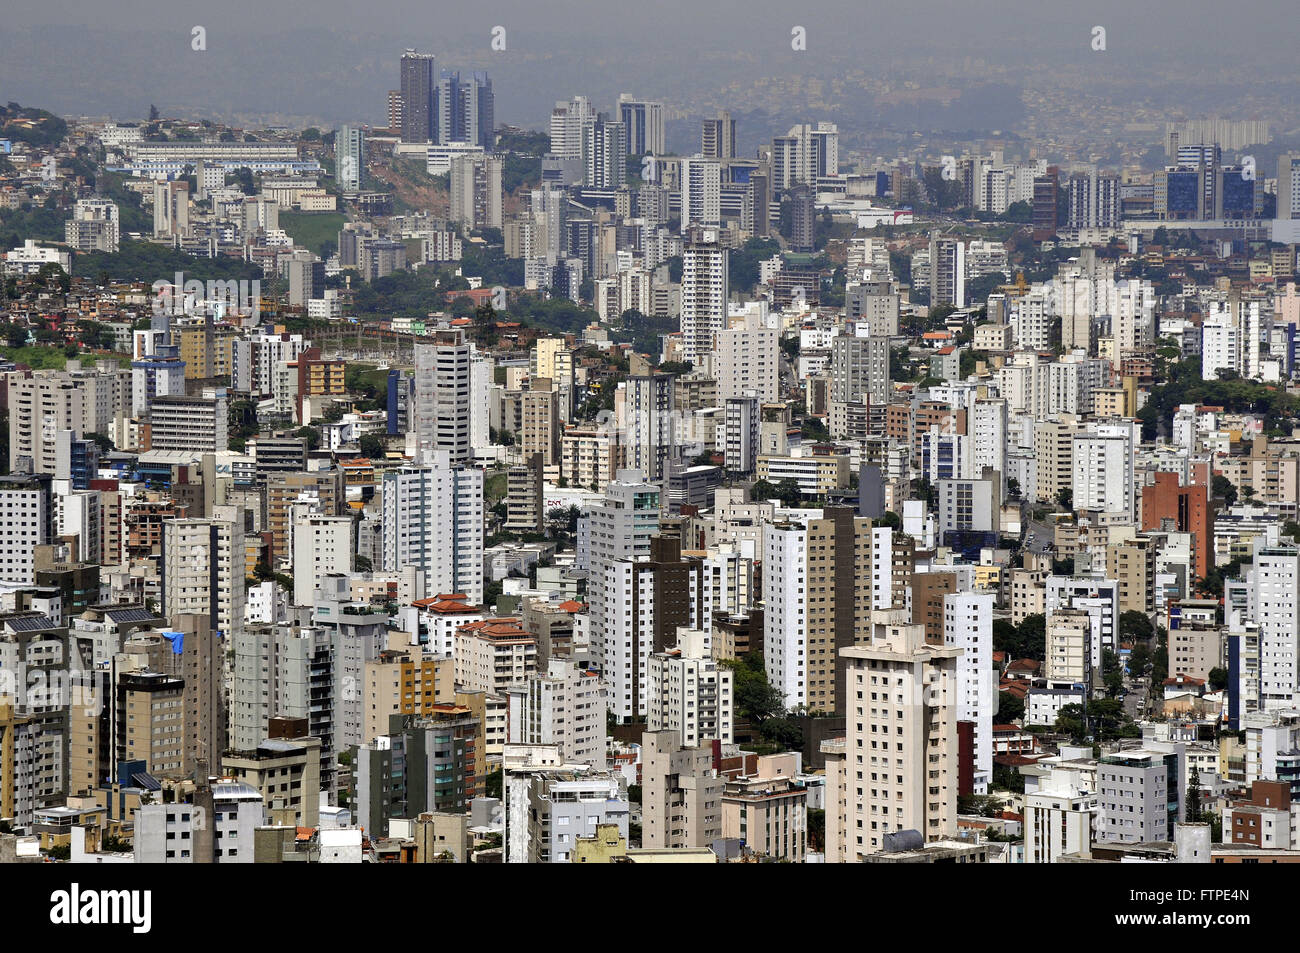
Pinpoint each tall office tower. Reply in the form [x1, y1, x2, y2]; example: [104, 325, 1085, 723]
[712, 312, 779, 402]
[1251, 547, 1300, 711]
[771, 122, 839, 189]
[448, 153, 503, 229]
[549, 95, 595, 160]
[337, 124, 364, 191]
[679, 157, 721, 233]
[641, 729, 724, 849]
[1068, 171, 1121, 229]
[152, 179, 190, 238]
[749, 169, 772, 237]
[437, 70, 494, 148]
[1278, 155, 1300, 221]
[618, 96, 664, 156]
[583, 114, 627, 188]
[846, 278, 899, 336]
[944, 592, 994, 795]
[1215, 164, 1260, 219]
[1177, 142, 1221, 216]
[764, 509, 894, 712]
[381, 453, 484, 603]
[701, 110, 736, 160]
[464, 71, 495, 150]
[829, 335, 890, 407]
[387, 90, 403, 135]
[412, 330, 471, 465]
[822, 612, 961, 860]
[622, 373, 675, 482]
[435, 69, 462, 144]
[928, 233, 966, 307]
[970, 397, 1007, 480]
[1072, 422, 1136, 519]
[1202, 294, 1266, 381]
[680, 226, 728, 366]
[1154, 165, 1204, 220]
[788, 184, 816, 252]
[1032, 167, 1058, 240]
[400, 49, 436, 143]
[162, 515, 246, 642]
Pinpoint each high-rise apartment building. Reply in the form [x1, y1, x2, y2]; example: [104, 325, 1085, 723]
[621, 373, 675, 482]
[161, 514, 246, 642]
[701, 110, 736, 161]
[337, 124, 364, 191]
[679, 158, 721, 233]
[929, 233, 966, 308]
[641, 729, 724, 850]
[822, 612, 960, 860]
[764, 509, 896, 712]
[381, 455, 484, 604]
[583, 114, 627, 189]
[412, 330, 471, 465]
[680, 226, 729, 366]
[448, 153, 503, 230]
[944, 592, 994, 794]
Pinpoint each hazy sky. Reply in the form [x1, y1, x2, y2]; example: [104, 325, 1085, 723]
[1, 1, 1293, 131]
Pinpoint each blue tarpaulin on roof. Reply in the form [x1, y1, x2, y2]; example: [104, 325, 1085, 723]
[164, 631, 184, 654]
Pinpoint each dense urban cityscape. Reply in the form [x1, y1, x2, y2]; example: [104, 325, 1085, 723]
[0, 9, 1291, 912]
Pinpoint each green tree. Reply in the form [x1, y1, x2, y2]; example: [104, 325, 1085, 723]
[1055, 703, 1088, 743]
[1208, 667, 1229, 692]
[1119, 610, 1154, 643]
[722, 652, 786, 725]
[294, 426, 320, 452]
[1214, 472, 1239, 508]
[774, 478, 804, 507]
[358, 434, 386, 458]
[1102, 648, 1124, 697]
[998, 690, 1025, 723]
[1186, 766, 1203, 822]
[1016, 614, 1047, 661]
[484, 767, 503, 799]
[1128, 641, 1153, 675]
[1055, 487, 1073, 510]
